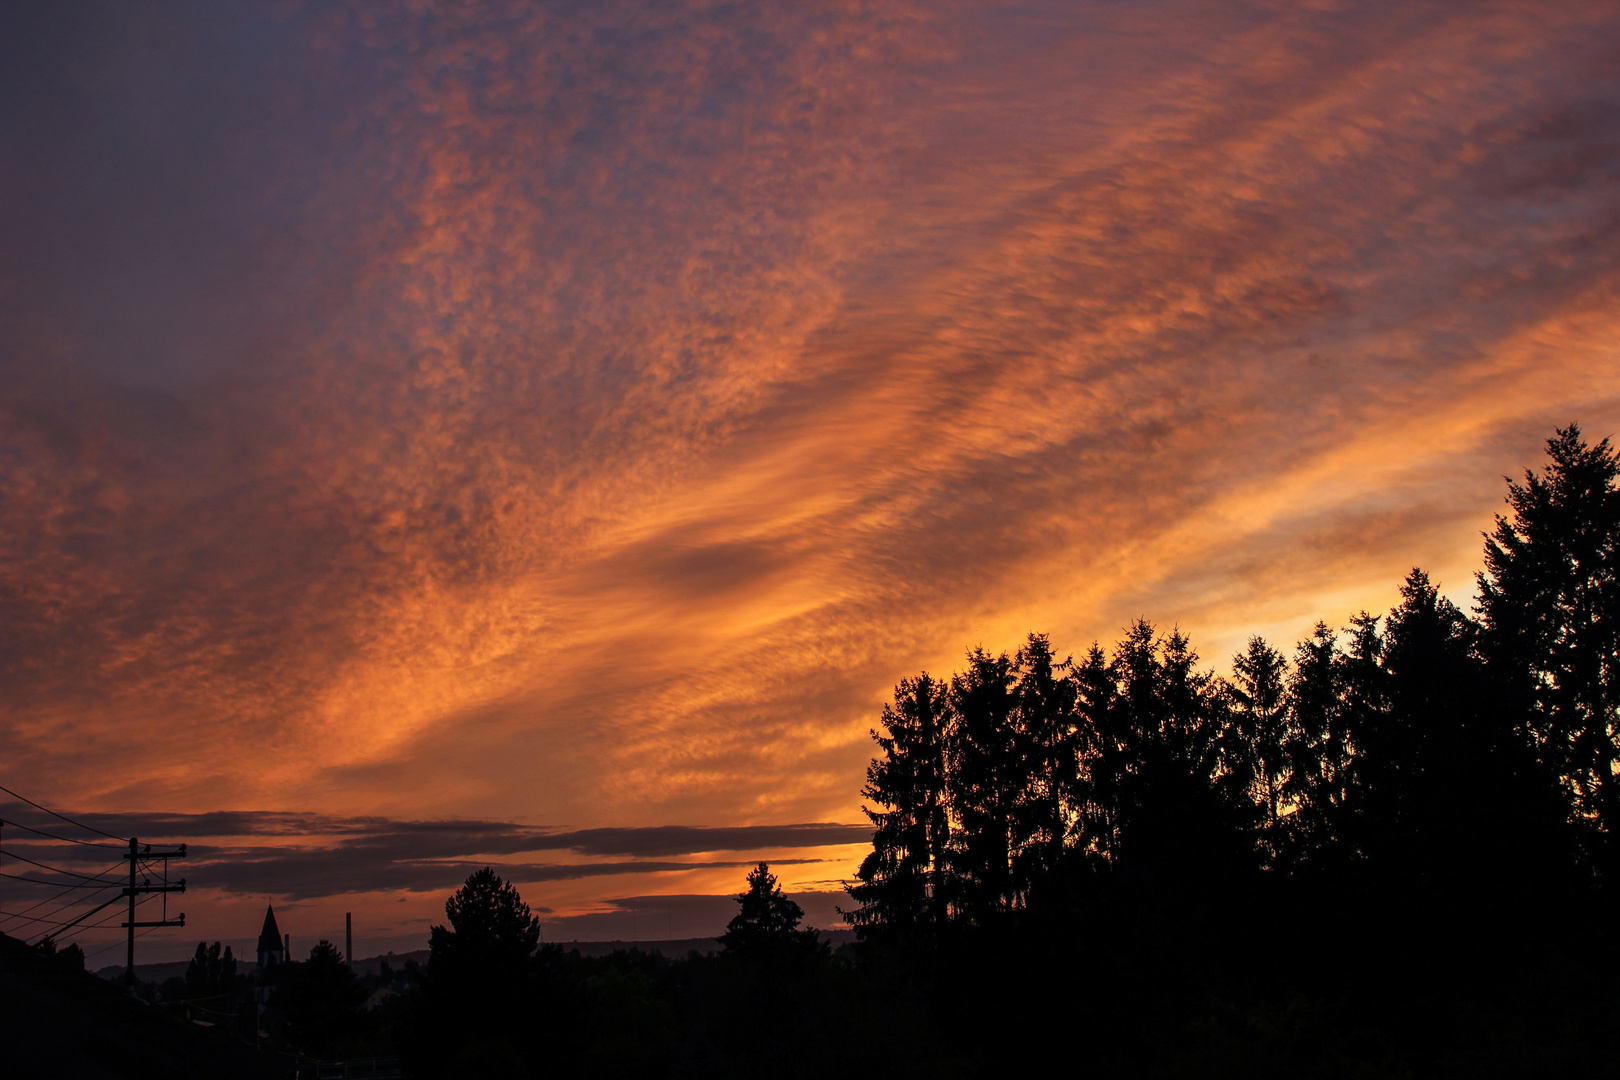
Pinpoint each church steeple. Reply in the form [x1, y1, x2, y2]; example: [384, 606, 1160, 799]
[256, 903, 284, 971]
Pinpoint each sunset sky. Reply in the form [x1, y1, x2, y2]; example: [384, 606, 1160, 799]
[3, 0, 1619, 964]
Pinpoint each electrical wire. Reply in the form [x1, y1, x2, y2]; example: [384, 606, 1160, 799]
[0, 783, 185, 974]
[2, 849, 123, 884]
[64, 906, 147, 942]
[81, 924, 159, 965]
[1, 886, 123, 940]
[0, 908, 87, 928]
[1, 871, 124, 888]
[0, 817, 124, 850]
[25, 895, 131, 946]
[47, 893, 154, 946]
[72, 906, 157, 958]
[0, 859, 125, 933]
[0, 782, 125, 841]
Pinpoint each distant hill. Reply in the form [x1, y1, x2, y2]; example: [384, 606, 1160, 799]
[549, 928, 857, 958]
[95, 928, 858, 984]
[555, 936, 722, 958]
[2, 932, 280, 1080]
[95, 951, 434, 985]
[346, 949, 429, 976]
[93, 958, 192, 985]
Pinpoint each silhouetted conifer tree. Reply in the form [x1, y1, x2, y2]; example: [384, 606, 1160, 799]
[947, 647, 1021, 921]
[1375, 570, 1486, 882]
[1280, 623, 1353, 869]
[1072, 642, 1120, 867]
[1231, 635, 1290, 864]
[846, 674, 951, 936]
[1478, 425, 1620, 876]
[1096, 622, 1256, 880]
[1332, 610, 1389, 865]
[721, 862, 820, 958]
[1011, 633, 1080, 909]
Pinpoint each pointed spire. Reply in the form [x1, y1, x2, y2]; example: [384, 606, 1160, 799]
[257, 903, 283, 955]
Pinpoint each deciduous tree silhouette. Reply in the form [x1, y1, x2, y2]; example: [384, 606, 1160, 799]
[278, 939, 362, 1059]
[430, 866, 542, 988]
[34, 936, 85, 969]
[184, 940, 236, 999]
[413, 867, 545, 1075]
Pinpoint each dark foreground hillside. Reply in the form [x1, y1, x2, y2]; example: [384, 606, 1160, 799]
[0, 932, 281, 1080]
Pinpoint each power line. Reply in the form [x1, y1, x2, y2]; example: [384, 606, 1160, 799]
[0, 817, 123, 850]
[0, 794, 191, 982]
[3, 893, 147, 947]
[0, 859, 125, 929]
[79, 915, 160, 961]
[0, 881, 121, 933]
[34, 892, 152, 948]
[4, 854, 154, 948]
[0, 908, 86, 928]
[0, 871, 126, 889]
[82, 925, 157, 965]
[50, 895, 153, 946]
[2, 850, 123, 884]
[0, 782, 126, 841]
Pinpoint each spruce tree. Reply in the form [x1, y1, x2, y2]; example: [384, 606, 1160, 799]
[721, 862, 819, 956]
[1231, 635, 1289, 858]
[1010, 633, 1079, 910]
[845, 674, 951, 936]
[947, 647, 1020, 921]
[1478, 425, 1620, 875]
[1280, 623, 1352, 868]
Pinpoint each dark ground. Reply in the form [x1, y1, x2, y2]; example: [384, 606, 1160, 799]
[0, 932, 282, 1080]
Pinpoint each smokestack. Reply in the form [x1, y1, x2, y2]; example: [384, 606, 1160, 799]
[346, 913, 352, 964]
[284, 933, 290, 959]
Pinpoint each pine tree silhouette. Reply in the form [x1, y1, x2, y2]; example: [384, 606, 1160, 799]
[721, 862, 819, 956]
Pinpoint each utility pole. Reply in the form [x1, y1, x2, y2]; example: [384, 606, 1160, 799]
[126, 838, 135, 980]
[122, 837, 187, 987]
[346, 912, 352, 964]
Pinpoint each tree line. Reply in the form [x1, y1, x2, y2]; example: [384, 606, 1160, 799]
[846, 426, 1619, 943]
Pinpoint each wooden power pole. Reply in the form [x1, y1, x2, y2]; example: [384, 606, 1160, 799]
[122, 837, 187, 987]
